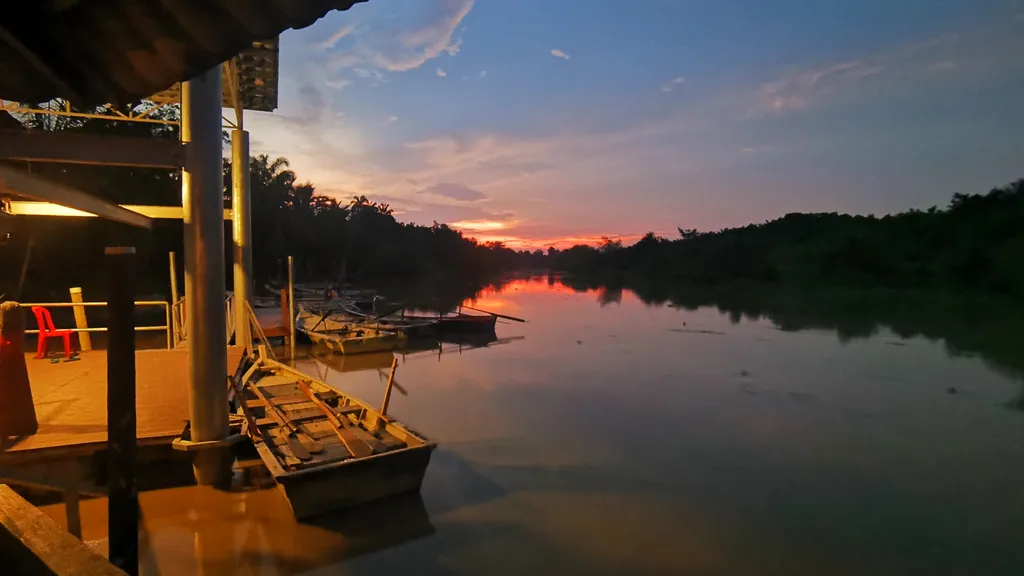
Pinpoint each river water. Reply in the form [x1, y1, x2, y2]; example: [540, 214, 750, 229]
[39, 277, 1024, 575]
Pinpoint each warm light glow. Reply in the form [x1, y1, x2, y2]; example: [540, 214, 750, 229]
[5, 201, 232, 220]
[449, 219, 512, 231]
[461, 232, 649, 251]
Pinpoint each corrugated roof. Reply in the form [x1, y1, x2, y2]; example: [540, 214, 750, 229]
[0, 0, 367, 106]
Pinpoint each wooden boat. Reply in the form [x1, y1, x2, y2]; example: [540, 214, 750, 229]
[329, 302, 440, 338]
[337, 300, 497, 335]
[232, 349, 436, 519]
[404, 310, 498, 334]
[296, 306, 408, 355]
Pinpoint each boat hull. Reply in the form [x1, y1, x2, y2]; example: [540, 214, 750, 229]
[306, 329, 407, 354]
[274, 443, 436, 519]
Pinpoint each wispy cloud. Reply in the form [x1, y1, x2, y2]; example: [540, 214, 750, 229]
[324, 78, 352, 91]
[479, 70, 487, 78]
[387, 115, 399, 123]
[326, 0, 474, 74]
[317, 23, 355, 50]
[660, 76, 685, 93]
[416, 182, 486, 202]
[436, 67, 447, 77]
[749, 20, 1024, 117]
[550, 48, 570, 60]
[927, 61, 956, 72]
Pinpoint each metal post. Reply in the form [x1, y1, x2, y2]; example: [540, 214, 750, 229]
[231, 130, 252, 352]
[105, 246, 138, 576]
[287, 255, 295, 361]
[169, 251, 179, 345]
[68, 287, 91, 351]
[181, 70, 228, 485]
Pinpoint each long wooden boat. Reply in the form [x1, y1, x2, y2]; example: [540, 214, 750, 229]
[404, 311, 498, 333]
[328, 302, 439, 338]
[232, 349, 436, 519]
[338, 301, 497, 335]
[296, 306, 408, 354]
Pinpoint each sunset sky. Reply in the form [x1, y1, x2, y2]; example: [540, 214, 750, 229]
[245, 0, 1024, 249]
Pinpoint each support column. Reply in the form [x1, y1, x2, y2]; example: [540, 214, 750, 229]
[105, 246, 138, 575]
[181, 69, 228, 485]
[231, 129, 252, 351]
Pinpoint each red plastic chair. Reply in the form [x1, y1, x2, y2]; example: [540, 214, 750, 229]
[31, 306, 77, 359]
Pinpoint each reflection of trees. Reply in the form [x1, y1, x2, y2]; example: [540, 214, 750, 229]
[597, 287, 622, 307]
[561, 276, 1024, 409]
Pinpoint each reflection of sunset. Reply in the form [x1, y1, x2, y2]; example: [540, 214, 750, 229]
[466, 296, 511, 310]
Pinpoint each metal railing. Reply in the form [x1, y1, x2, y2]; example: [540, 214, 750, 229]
[169, 292, 235, 347]
[22, 300, 173, 349]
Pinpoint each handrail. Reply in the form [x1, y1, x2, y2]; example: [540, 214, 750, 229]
[21, 300, 172, 349]
[245, 300, 275, 360]
[168, 292, 238, 347]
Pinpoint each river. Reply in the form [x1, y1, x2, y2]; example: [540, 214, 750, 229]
[38, 276, 1024, 574]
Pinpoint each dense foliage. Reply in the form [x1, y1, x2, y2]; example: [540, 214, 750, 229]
[550, 179, 1024, 295]
[0, 105, 534, 301]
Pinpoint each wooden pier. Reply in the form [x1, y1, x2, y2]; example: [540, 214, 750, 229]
[1, 348, 245, 465]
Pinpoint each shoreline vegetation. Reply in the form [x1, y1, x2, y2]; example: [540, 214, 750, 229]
[549, 178, 1024, 297]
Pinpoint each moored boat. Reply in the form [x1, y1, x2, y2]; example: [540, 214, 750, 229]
[402, 310, 498, 333]
[231, 349, 436, 519]
[296, 306, 408, 354]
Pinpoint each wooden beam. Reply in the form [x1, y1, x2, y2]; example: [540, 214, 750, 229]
[0, 485, 127, 575]
[0, 129, 185, 168]
[0, 165, 152, 228]
[4, 201, 232, 220]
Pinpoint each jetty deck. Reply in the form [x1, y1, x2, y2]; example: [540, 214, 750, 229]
[1, 348, 245, 464]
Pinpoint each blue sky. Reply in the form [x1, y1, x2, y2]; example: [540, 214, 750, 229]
[246, 0, 1024, 248]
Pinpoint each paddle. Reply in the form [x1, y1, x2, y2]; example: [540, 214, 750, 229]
[459, 305, 526, 323]
[227, 376, 264, 443]
[310, 309, 331, 332]
[248, 381, 321, 459]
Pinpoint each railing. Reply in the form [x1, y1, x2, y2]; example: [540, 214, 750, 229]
[170, 292, 236, 347]
[171, 296, 185, 346]
[22, 300, 173, 349]
[225, 291, 235, 346]
[244, 300, 276, 360]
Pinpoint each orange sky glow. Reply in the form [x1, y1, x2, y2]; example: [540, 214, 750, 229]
[463, 232, 649, 251]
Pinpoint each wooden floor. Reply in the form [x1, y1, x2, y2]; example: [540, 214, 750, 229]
[0, 348, 244, 464]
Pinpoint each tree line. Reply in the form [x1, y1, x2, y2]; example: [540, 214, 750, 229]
[548, 178, 1024, 296]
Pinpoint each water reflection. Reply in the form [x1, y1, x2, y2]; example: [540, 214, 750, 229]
[559, 276, 1024, 409]
[10, 276, 1024, 574]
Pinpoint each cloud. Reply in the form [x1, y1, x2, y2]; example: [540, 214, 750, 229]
[436, 67, 447, 77]
[550, 48, 570, 60]
[444, 36, 463, 56]
[324, 78, 352, 90]
[317, 23, 355, 50]
[479, 70, 487, 78]
[328, 0, 474, 74]
[748, 20, 1024, 117]
[740, 146, 771, 154]
[416, 182, 487, 202]
[358, 192, 516, 228]
[660, 77, 685, 93]
[387, 115, 399, 123]
[927, 61, 956, 72]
